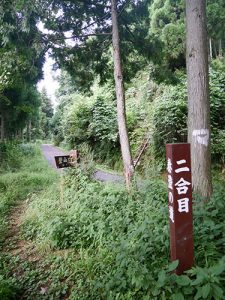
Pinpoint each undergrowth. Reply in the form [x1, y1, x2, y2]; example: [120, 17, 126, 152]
[0, 142, 58, 299]
[19, 168, 225, 300]
[1, 142, 225, 299]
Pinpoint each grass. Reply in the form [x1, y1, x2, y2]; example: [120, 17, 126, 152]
[0, 143, 60, 299]
[21, 168, 225, 299]
[1, 142, 225, 299]
[95, 163, 123, 175]
[0, 145, 58, 244]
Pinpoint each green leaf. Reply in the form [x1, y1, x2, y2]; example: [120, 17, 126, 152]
[202, 283, 211, 299]
[172, 293, 185, 300]
[194, 287, 202, 300]
[211, 262, 225, 276]
[168, 260, 179, 272]
[212, 284, 224, 299]
[152, 288, 161, 296]
[191, 275, 205, 286]
[157, 270, 166, 287]
[175, 275, 191, 286]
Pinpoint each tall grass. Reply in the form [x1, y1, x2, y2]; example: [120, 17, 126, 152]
[1, 141, 225, 299]
[0, 142, 58, 299]
[21, 168, 225, 299]
[0, 143, 58, 243]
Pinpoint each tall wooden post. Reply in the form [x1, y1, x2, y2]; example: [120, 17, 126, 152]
[166, 143, 194, 275]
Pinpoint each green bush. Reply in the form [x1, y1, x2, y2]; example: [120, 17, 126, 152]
[59, 96, 122, 168]
[0, 141, 23, 171]
[22, 167, 225, 299]
[152, 67, 225, 163]
[0, 275, 18, 300]
[152, 83, 187, 160]
[63, 102, 93, 148]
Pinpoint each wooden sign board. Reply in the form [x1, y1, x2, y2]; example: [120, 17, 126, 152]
[55, 155, 70, 168]
[166, 143, 194, 275]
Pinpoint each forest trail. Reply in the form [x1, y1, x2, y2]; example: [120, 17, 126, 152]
[2, 200, 41, 263]
[41, 143, 125, 184]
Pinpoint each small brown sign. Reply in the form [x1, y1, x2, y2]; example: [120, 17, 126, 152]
[166, 143, 194, 275]
[55, 155, 70, 168]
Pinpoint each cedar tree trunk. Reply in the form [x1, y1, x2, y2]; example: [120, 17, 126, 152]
[186, 0, 212, 198]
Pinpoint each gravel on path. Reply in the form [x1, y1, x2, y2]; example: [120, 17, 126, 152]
[41, 144, 67, 169]
[41, 144, 125, 184]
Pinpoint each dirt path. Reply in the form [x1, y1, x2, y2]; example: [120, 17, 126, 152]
[41, 143, 125, 184]
[2, 200, 41, 263]
[41, 144, 66, 169]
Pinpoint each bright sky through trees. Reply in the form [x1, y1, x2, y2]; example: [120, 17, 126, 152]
[36, 22, 60, 107]
[37, 53, 60, 108]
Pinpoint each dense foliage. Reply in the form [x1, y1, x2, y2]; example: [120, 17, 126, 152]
[0, 0, 47, 139]
[52, 62, 225, 171]
[0, 142, 57, 299]
[18, 167, 225, 299]
[0, 0, 225, 299]
[152, 66, 225, 164]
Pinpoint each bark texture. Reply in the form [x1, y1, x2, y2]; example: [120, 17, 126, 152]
[186, 0, 212, 198]
[111, 0, 134, 188]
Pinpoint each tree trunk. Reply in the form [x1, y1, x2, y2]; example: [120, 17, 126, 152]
[0, 113, 5, 141]
[111, 0, 134, 188]
[213, 40, 218, 58]
[20, 128, 23, 140]
[219, 39, 222, 58]
[186, 0, 212, 198]
[209, 37, 212, 60]
[26, 119, 31, 142]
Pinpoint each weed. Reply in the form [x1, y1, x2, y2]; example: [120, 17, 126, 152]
[21, 168, 225, 299]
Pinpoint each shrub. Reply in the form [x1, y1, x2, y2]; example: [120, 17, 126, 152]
[152, 83, 187, 160]
[0, 141, 23, 171]
[152, 67, 225, 164]
[22, 167, 225, 299]
[0, 275, 18, 300]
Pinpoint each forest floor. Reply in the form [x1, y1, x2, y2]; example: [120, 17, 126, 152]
[0, 144, 126, 299]
[1, 144, 225, 299]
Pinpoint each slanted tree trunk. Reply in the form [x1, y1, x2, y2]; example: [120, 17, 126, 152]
[186, 0, 212, 198]
[111, 0, 134, 188]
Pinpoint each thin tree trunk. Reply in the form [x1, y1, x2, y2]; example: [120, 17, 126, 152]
[0, 113, 4, 141]
[111, 0, 134, 188]
[219, 39, 222, 57]
[213, 40, 218, 58]
[186, 0, 212, 198]
[19, 128, 23, 140]
[27, 119, 31, 142]
[209, 37, 212, 60]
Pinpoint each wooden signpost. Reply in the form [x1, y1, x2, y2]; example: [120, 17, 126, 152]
[55, 150, 80, 169]
[55, 155, 71, 168]
[166, 143, 194, 275]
